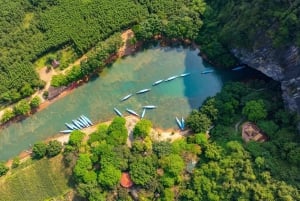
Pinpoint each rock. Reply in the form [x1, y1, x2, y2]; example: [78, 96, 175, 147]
[231, 44, 300, 113]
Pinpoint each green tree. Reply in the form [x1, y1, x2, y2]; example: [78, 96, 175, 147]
[129, 156, 156, 186]
[30, 96, 41, 109]
[20, 83, 34, 97]
[74, 153, 93, 182]
[242, 100, 267, 122]
[257, 120, 279, 139]
[98, 165, 121, 189]
[204, 143, 222, 161]
[106, 117, 127, 145]
[69, 130, 85, 148]
[88, 124, 108, 145]
[47, 140, 63, 157]
[159, 154, 185, 176]
[1, 108, 15, 123]
[153, 141, 172, 158]
[200, 97, 218, 122]
[133, 119, 152, 139]
[12, 157, 20, 168]
[32, 142, 47, 159]
[194, 133, 208, 146]
[0, 162, 9, 176]
[13, 99, 31, 115]
[186, 110, 211, 133]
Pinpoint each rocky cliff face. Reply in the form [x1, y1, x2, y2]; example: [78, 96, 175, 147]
[231, 44, 300, 113]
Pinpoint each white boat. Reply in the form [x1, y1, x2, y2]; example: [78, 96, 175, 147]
[201, 70, 214, 74]
[75, 119, 85, 128]
[81, 115, 93, 126]
[126, 108, 140, 116]
[79, 116, 89, 127]
[180, 73, 191, 77]
[65, 123, 75, 130]
[143, 105, 157, 109]
[80, 115, 90, 126]
[136, 88, 151, 94]
[165, 75, 178, 82]
[69, 123, 80, 130]
[60, 129, 73, 134]
[152, 79, 164, 86]
[181, 117, 185, 129]
[121, 94, 132, 101]
[72, 120, 83, 129]
[141, 109, 146, 119]
[114, 107, 123, 117]
[232, 66, 245, 71]
[176, 117, 183, 130]
[77, 118, 89, 127]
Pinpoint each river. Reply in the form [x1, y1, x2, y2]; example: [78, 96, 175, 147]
[0, 47, 261, 160]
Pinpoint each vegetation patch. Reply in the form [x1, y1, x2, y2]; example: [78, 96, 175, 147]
[0, 155, 72, 201]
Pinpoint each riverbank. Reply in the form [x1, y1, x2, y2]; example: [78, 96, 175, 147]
[5, 115, 190, 167]
[0, 29, 141, 127]
[36, 30, 142, 112]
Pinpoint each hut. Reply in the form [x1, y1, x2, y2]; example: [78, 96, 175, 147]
[120, 172, 133, 188]
[242, 122, 267, 142]
[51, 59, 60, 68]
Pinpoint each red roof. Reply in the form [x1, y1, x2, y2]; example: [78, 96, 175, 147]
[120, 172, 133, 188]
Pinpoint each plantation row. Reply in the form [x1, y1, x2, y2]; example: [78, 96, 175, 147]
[0, 0, 207, 105]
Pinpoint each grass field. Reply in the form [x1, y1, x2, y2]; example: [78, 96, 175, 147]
[34, 47, 77, 70]
[0, 155, 73, 201]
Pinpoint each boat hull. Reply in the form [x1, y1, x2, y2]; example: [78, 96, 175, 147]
[143, 105, 157, 109]
[121, 94, 132, 101]
[136, 89, 151, 94]
[165, 76, 178, 82]
[152, 80, 164, 86]
[126, 108, 140, 116]
[114, 108, 123, 117]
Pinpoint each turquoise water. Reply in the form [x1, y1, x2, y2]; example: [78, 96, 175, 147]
[0, 47, 256, 160]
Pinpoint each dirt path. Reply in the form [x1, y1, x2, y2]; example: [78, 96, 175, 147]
[0, 29, 137, 122]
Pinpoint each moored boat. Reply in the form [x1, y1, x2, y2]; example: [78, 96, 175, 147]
[79, 116, 89, 127]
[72, 120, 83, 129]
[77, 117, 89, 127]
[81, 115, 93, 126]
[76, 119, 86, 128]
[181, 117, 185, 129]
[164, 75, 178, 82]
[176, 117, 183, 130]
[121, 94, 132, 101]
[201, 69, 214, 74]
[65, 123, 75, 130]
[126, 108, 140, 116]
[152, 79, 164, 86]
[141, 109, 146, 119]
[180, 73, 191, 77]
[232, 66, 245, 71]
[114, 107, 123, 117]
[136, 88, 151, 94]
[60, 129, 73, 134]
[143, 105, 157, 109]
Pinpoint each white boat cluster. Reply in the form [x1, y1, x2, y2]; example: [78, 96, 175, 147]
[60, 115, 93, 134]
[114, 72, 191, 129]
[176, 116, 185, 130]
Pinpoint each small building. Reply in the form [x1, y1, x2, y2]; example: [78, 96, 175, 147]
[120, 172, 133, 188]
[51, 59, 60, 68]
[242, 122, 267, 142]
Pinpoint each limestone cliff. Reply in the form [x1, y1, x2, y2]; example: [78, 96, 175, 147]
[231, 44, 300, 113]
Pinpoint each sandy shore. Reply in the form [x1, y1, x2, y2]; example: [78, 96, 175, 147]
[5, 115, 190, 167]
